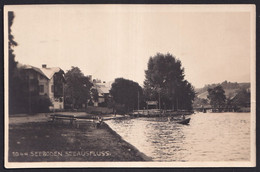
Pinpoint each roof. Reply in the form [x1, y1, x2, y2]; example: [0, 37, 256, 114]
[40, 67, 62, 79]
[19, 63, 64, 80]
[93, 82, 111, 94]
[96, 86, 110, 94]
[22, 64, 47, 78]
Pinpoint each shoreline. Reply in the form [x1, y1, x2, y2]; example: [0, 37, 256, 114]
[8, 114, 152, 162]
[103, 122, 152, 161]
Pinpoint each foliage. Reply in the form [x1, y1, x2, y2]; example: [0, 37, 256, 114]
[64, 67, 93, 109]
[193, 82, 250, 109]
[91, 88, 99, 102]
[194, 81, 250, 109]
[8, 12, 52, 114]
[98, 101, 107, 107]
[196, 81, 250, 95]
[143, 53, 195, 110]
[30, 95, 53, 113]
[53, 71, 65, 97]
[9, 68, 53, 114]
[110, 78, 143, 112]
[231, 88, 250, 107]
[8, 11, 19, 114]
[193, 97, 209, 108]
[8, 11, 18, 78]
[207, 85, 226, 108]
[9, 69, 28, 114]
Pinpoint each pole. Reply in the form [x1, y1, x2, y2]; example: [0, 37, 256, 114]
[28, 75, 31, 114]
[159, 91, 161, 110]
[176, 97, 178, 111]
[137, 91, 140, 110]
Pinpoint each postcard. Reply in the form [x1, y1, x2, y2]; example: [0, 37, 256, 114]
[4, 4, 256, 168]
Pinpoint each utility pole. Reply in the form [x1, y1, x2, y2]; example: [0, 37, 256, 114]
[137, 91, 140, 110]
[28, 75, 31, 114]
[159, 90, 161, 110]
[159, 79, 166, 111]
[176, 97, 178, 111]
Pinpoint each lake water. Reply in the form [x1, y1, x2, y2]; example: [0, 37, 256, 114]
[106, 112, 251, 161]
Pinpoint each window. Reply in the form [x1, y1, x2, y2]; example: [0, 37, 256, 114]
[51, 85, 54, 93]
[39, 85, 44, 93]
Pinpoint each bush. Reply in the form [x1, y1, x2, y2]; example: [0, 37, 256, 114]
[98, 102, 107, 107]
[31, 95, 53, 113]
[88, 100, 94, 106]
[114, 104, 127, 114]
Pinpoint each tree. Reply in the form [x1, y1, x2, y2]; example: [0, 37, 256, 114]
[143, 53, 195, 110]
[193, 97, 209, 108]
[91, 88, 99, 102]
[178, 80, 196, 110]
[64, 67, 92, 109]
[207, 85, 226, 108]
[8, 11, 18, 78]
[110, 78, 143, 112]
[31, 94, 53, 113]
[8, 12, 27, 114]
[8, 11, 19, 114]
[9, 67, 53, 114]
[231, 88, 250, 107]
[8, 11, 53, 114]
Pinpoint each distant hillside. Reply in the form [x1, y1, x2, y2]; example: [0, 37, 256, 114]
[195, 81, 250, 99]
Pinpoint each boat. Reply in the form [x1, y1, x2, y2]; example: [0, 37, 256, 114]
[177, 118, 191, 125]
[130, 109, 194, 117]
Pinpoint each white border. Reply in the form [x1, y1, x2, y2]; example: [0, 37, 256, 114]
[4, 4, 256, 168]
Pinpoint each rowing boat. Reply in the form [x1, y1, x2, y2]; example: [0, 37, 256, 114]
[177, 118, 191, 125]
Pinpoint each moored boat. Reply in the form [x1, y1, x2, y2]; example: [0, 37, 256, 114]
[177, 118, 191, 125]
[130, 109, 193, 117]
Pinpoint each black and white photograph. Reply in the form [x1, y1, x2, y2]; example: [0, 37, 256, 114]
[4, 5, 256, 168]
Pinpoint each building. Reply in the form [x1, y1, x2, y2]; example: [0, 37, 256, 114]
[21, 64, 65, 110]
[91, 79, 112, 107]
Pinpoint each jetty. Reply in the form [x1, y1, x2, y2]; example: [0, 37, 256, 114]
[129, 109, 193, 117]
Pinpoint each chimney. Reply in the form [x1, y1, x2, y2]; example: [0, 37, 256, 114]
[88, 75, 92, 81]
[42, 64, 47, 68]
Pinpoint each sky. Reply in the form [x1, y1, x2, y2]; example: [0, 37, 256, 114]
[7, 5, 254, 88]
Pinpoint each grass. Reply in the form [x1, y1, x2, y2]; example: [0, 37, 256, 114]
[9, 120, 151, 162]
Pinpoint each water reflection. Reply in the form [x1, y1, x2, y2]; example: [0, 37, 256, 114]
[106, 112, 250, 161]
